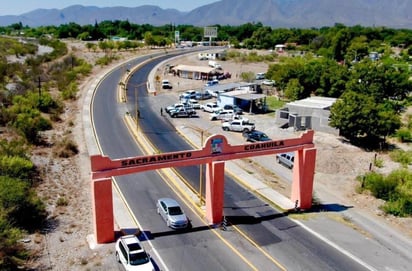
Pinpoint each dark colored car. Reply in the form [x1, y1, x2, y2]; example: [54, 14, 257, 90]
[244, 130, 271, 142]
[223, 104, 243, 115]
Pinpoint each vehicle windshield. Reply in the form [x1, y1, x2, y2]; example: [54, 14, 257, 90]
[129, 251, 150, 265]
[168, 206, 183, 215]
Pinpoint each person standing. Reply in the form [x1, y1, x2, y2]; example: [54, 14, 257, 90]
[160, 107, 163, 116]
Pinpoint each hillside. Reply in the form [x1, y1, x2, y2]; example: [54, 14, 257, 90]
[0, 0, 411, 28]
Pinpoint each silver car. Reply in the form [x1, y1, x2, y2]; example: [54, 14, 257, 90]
[276, 152, 295, 169]
[156, 198, 189, 229]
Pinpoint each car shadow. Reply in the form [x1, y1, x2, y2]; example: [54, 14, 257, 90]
[139, 223, 211, 240]
[118, 204, 352, 241]
[309, 203, 354, 213]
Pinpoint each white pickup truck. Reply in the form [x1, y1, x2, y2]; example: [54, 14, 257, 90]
[221, 119, 255, 132]
[208, 60, 222, 69]
[168, 107, 196, 118]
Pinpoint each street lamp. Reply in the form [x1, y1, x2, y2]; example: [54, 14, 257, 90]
[124, 82, 147, 133]
[181, 124, 217, 205]
[135, 87, 139, 132]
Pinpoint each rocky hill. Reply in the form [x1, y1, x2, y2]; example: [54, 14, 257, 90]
[0, 0, 411, 28]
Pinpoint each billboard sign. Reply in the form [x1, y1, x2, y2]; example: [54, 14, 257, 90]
[204, 27, 217, 38]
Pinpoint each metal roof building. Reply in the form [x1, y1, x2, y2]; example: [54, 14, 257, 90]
[275, 96, 339, 135]
[172, 65, 217, 80]
[215, 85, 267, 114]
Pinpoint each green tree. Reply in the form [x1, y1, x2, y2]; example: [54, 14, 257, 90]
[331, 28, 354, 61]
[144, 32, 155, 47]
[284, 78, 304, 100]
[329, 90, 401, 144]
[240, 71, 256, 82]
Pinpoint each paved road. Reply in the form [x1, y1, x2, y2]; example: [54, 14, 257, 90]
[88, 49, 412, 271]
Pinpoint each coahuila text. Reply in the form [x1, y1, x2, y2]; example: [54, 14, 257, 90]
[244, 140, 284, 150]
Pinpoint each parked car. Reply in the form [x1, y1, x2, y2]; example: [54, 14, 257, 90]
[276, 152, 295, 169]
[243, 130, 271, 142]
[223, 104, 243, 115]
[188, 99, 202, 109]
[255, 72, 265, 80]
[210, 89, 225, 98]
[203, 102, 221, 113]
[222, 119, 255, 132]
[204, 79, 219, 87]
[195, 91, 212, 100]
[179, 90, 197, 100]
[168, 107, 196, 118]
[156, 198, 189, 229]
[115, 234, 155, 271]
[210, 109, 234, 121]
[217, 72, 231, 80]
[165, 103, 192, 113]
[262, 79, 276, 86]
[161, 79, 172, 89]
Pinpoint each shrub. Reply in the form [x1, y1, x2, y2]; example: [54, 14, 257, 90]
[360, 171, 398, 200]
[358, 169, 412, 216]
[0, 155, 35, 180]
[389, 149, 412, 166]
[395, 127, 412, 142]
[382, 197, 412, 217]
[61, 81, 79, 100]
[53, 137, 78, 158]
[373, 157, 384, 168]
[56, 197, 69, 207]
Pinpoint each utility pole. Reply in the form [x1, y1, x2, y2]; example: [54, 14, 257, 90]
[37, 77, 42, 108]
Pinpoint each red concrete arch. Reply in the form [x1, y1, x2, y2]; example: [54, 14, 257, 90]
[90, 130, 316, 243]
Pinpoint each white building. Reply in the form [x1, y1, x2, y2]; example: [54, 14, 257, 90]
[275, 96, 338, 135]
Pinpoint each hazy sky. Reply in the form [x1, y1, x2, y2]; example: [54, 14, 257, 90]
[0, 0, 219, 15]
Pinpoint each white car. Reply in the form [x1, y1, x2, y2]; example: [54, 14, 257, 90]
[161, 79, 172, 89]
[262, 79, 276, 86]
[256, 72, 265, 80]
[188, 99, 202, 109]
[203, 102, 221, 113]
[179, 90, 197, 100]
[115, 235, 155, 271]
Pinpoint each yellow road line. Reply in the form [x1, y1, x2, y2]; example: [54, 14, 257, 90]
[123, 109, 286, 271]
[232, 224, 287, 271]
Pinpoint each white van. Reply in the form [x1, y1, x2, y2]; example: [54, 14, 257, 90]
[276, 152, 294, 169]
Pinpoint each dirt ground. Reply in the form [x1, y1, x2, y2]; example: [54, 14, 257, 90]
[24, 42, 412, 270]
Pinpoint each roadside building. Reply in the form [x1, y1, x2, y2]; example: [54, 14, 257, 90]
[275, 96, 338, 134]
[198, 51, 226, 60]
[214, 83, 266, 114]
[172, 65, 216, 80]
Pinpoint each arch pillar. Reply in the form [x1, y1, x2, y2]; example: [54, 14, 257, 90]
[91, 177, 115, 243]
[291, 148, 317, 209]
[205, 161, 225, 225]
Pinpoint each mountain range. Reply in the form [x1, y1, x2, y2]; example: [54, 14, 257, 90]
[1, 0, 411, 29]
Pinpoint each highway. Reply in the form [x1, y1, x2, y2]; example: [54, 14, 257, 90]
[92, 50, 370, 271]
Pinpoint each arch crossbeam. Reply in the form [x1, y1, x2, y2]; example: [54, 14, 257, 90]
[90, 130, 316, 243]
